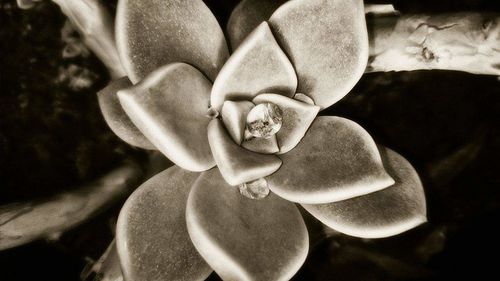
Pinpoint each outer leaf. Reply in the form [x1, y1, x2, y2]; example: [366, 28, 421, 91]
[118, 63, 215, 172]
[269, 0, 369, 109]
[227, 0, 287, 49]
[211, 22, 297, 110]
[116, 0, 229, 83]
[253, 93, 320, 154]
[116, 166, 212, 281]
[207, 119, 282, 185]
[186, 168, 309, 281]
[97, 77, 155, 150]
[303, 147, 427, 238]
[267, 116, 394, 204]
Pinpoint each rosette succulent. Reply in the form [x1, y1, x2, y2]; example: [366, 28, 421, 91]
[97, 0, 427, 280]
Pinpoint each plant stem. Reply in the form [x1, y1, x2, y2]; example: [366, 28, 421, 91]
[81, 240, 123, 281]
[0, 162, 142, 251]
[52, 0, 126, 78]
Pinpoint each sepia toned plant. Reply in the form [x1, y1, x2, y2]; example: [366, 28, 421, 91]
[4, 0, 500, 280]
[93, 0, 428, 280]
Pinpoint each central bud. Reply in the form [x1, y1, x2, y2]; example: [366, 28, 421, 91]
[246, 103, 283, 139]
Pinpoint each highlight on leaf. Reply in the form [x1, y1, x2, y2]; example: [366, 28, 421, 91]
[7, 0, 434, 280]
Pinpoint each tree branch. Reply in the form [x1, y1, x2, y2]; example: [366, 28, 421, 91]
[52, 0, 126, 78]
[0, 162, 142, 251]
[367, 12, 500, 76]
[20, 2, 500, 77]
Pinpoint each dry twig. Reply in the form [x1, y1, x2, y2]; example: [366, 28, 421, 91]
[0, 163, 142, 251]
[52, 0, 126, 78]
[367, 12, 500, 76]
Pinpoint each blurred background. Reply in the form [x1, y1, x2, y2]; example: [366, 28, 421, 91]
[1, 0, 499, 280]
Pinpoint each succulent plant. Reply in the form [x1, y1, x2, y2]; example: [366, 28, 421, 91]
[6, 0, 500, 280]
[94, 0, 429, 280]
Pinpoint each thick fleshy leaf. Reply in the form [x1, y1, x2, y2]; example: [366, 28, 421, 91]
[242, 134, 280, 154]
[116, 166, 212, 281]
[303, 147, 427, 238]
[253, 93, 320, 154]
[208, 119, 282, 186]
[269, 0, 369, 109]
[118, 63, 215, 172]
[97, 77, 155, 150]
[267, 116, 395, 204]
[221, 100, 255, 145]
[211, 22, 297, 110]
[186, 168, 309, 281]
[227, 0, 287, 49]
[293, 93, 315, 105]
[116, 0, 229, 83]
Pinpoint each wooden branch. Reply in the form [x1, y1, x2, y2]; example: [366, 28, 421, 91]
[367, 12, 500, 75]
[0, 163, 142, 251]
[52, 0, 127, 78]
[19, 2, 500, 77]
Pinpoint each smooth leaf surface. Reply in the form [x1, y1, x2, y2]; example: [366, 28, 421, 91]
[208, 119, 282, 185]
[118, 63, 215, 172]
[269, 0, 369, 109]
[97, 77, 155, 150]
[186, 168, 309, 281]
[116, 166, 212, 281]
[116, 0, 229, 83]
[293, 93, 315, 105]
[211, 22, 297, 110]
[303, 147, 427, 238]
[221, 100, 255, 145]
[253, 93, 320, 154]
[267, 116, 395, 204]
[227, 0, 287, 49]
[242, 134, 280, 154]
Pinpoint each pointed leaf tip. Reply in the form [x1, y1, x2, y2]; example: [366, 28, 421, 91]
[227, 0, 287, 49]
[211, 21, 297, 110]
[97, 77, 155, 150]
[267, 116, 395, 204]
[303, 147, 427, 238]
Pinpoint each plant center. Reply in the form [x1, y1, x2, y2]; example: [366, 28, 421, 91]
[246, 103, 283, 139]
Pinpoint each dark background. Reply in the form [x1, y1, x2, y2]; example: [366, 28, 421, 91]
[1, 0, 499, 280]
